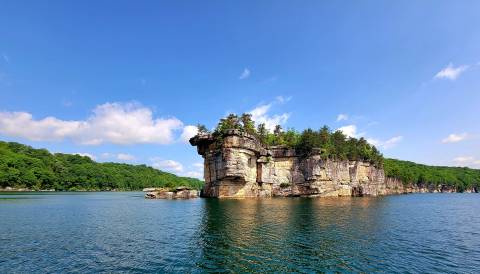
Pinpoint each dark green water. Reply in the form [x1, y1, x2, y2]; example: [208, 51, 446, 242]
[0, 192, 479, 273]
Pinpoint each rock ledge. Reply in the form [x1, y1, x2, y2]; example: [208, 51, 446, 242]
[144, 187, 199, 199]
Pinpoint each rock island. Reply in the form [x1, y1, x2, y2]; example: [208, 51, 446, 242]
[190, 114, 479, 198]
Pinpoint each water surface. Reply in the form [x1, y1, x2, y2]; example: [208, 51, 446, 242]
[1, 192, 479, 273]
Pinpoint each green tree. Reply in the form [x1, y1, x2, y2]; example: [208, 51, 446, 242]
[256, 123, 268, 144]
[196, 124, 209, 134]
[240, 113, 256, 134]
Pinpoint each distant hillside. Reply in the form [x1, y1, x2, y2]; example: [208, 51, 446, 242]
[384, 158, 480, 191]
[0, 141, 204, 191]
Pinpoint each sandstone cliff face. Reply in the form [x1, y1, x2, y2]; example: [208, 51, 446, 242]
[190, 130, 472, 198]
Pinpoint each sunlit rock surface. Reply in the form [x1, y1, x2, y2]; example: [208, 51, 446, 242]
[144, 187, 199, 199]
[190, 130, 472, 198]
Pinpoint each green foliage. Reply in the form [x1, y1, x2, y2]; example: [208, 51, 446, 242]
[212, 114, 384, 166]
[214, 114, 242, 136]
[196, 124, 209, 134]
[209, 115, 480, 189]
[240, 113, 256, 134]
[0, 141, 204, 191]
[293, 127, 383, 166]
[384, 158, 480, 190]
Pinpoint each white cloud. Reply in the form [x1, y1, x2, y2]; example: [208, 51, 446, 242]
[184, 162, 205, 179]
[453, 156, 480, 168]
[239, 68, 251, 80]
[367, 136, 403, 149]
[434, 63, 469, 80]
[336, 114, 348, 121]
[99, 152, 135, 161]
[100, 152, 112, 159]
[75, 153, 95, 160]
[192, 162, 203, 168]
[383, 136, 403, 149]
[337, 125, 357, 138]
[249, 103, 290, 131]
[275, 96, 292, 104]
[442, 133, 468, 143]
[180, 125, 198, 142]
[151, 158, 184, 173]
[149, 158, 204, 179]
[184, 171, 203, 179]
[0, 112, 83, 142]
[453, 156, 475, 163]
[0, 102, 187, 145]
[117, 153, 135, 161]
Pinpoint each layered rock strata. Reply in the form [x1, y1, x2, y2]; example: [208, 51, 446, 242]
[144, 187, 199, 199]
[190, 130, 476, 198]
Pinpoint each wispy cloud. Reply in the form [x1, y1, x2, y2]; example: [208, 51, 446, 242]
[151, 158, 184, 173]
[239, 68, 251, 80]
[262, 76, 278, 84]
[442, 133, 469, 144]
[0, 102, 191, 145]
[192, 162, 203, 168]
[453, 156, 480, 168]
[185, 162, 204, 179]
[367, 136, 403, 149]
[249, 98, 290, 131]
[2, 53, 9, 63]
[336, 113, 348, 122]
[275, 95, 292, 104]
[382, 136, 403, 149]
[434, 63, 469, 80]
[99, 152, 135, 161]
[62, 100, 73, 107]
[117, 153, 135, 161]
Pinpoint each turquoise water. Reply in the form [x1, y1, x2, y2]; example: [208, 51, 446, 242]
[1, 192, 479, 273]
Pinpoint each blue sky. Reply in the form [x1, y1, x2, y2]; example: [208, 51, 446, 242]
[1, 1, 479, 178]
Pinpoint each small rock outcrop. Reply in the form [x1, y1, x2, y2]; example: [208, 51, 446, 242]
[190, 130, 474, 198]
[144, 187, 199, 199]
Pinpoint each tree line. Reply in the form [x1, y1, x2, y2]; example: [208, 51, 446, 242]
[196, 113, 480, 190]
[0, 141, 204, 191]
[198, 113, 383, 167]
[384, 158, 480, 191]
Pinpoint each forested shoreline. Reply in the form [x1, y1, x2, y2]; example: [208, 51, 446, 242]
[0, 141, 203, 191]
[2, 109, 480, 193]
[197, 113, 480, 191]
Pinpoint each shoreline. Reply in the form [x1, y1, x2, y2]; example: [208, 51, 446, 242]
[0, 188, 122, 192]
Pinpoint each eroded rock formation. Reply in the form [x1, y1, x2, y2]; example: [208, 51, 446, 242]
[190, 130, 474, 198]
[144, 187, 199, 199]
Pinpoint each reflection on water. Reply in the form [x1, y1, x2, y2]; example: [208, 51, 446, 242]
[1, 193, 479, 273]
[196, 198, 387, 272]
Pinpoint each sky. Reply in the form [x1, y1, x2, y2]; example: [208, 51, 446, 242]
[1, 1, 479, 178]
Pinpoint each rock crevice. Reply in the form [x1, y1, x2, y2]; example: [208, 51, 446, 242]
[190, 130, 471, 198]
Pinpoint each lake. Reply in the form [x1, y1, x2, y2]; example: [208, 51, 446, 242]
[1, 192, 479, 273]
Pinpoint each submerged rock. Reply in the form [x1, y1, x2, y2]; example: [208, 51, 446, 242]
[144, 187, 199, 199]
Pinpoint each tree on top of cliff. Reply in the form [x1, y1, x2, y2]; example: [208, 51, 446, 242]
[241, 113, 256, 134]
[210, 114, 384, 167]
[196, 124, 209, 134]
[213, 114, 242, 135]
[214, 113, 258, 136]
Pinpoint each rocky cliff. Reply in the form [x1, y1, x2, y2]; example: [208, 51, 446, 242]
[190, 130, 473, 198]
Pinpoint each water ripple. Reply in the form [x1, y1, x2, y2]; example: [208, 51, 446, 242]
[0, 193, 479, 273]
